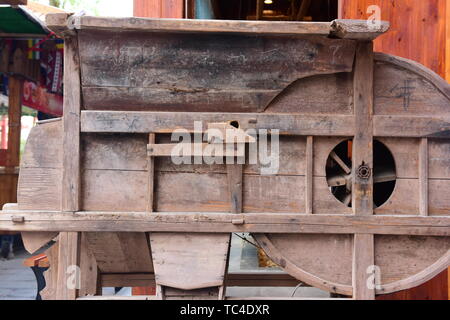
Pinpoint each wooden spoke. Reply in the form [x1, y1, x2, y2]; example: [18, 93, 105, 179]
[330, 151, 352, 174]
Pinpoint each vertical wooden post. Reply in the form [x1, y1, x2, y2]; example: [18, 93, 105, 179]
[419, 138, 428, 216]
[6, 75, 22, 203]
[305, 136, 313, 214]
[352, 41, 375, 300]
[6, 75, 22, 170]
[147, 133, 156, 212]
[58, 35, 82, 300]
[256, 0, 264, 20]
[56, 232, 80, 300]
[227, 164, 243, 213]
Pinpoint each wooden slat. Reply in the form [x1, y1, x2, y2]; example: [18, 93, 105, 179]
[227, 164, 243, 213]
[351, 41, 375, 300]
[48, 15, 389, 39]
[330, 19, 390, 40]
[81, 111, 450, 138]
[62, 37, 81, 212]
[101, 271, 302, 287]
[147, 133, 155, 212]
[69, 16, 332, 35]
[1, 211, 449, 236]
[6, 76, 22, 170]
[55, 232, 80, 300]
[305, 136, 313, 214]
[59, 34, 82, 301]
[419, 138, 429, 216]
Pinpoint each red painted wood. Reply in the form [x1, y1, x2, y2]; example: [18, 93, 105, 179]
[133, 0, 184, 18]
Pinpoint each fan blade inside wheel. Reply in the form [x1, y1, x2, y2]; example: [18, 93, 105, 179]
[373, 167, 396, 183]
[329, 151, 351, 174]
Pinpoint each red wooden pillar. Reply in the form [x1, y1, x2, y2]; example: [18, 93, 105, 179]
[133, 0, 184, 18]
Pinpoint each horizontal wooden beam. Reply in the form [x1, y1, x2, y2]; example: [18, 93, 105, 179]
[46, 15, 389, 40]
[80, 111, 450, 138]
[1, 210, 449, 236]
[81, 111, 355, 136]
[101, 272, 302, 288]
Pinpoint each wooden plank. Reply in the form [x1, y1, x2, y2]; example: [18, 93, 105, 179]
[352, 42, 374, 216]
[49, 15, 389, 38]
[331, 19, 389, 40]
[101, 271, 302, 287]
[80, 111, 450, 138]
[81, 111, 355, 136]
[419, 138, 429, 216]
[78, 233, 100, 297]
[84, 232, 153, 273]
[40, 240, 59, 300]
[305, 136, 313, 214]
[71, 15, 332, 35]
[227, 165, 243, 213]
[147, 133, 155, 212]
[21, 231, 57, 253]
[62, 36, 81, 212]
[150, 233, 230, 290]
[352, 233, 374, 299]
[78, 31, 356, 112]
[6, 76, 22, 170]
[351, 41, 375, 300]
[1, 211, 449, 236]
[55, 232, 80, 300]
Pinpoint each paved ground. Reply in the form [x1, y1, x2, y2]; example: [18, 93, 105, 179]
[0, 249, 37, 300]
[0, 234, 329, 299]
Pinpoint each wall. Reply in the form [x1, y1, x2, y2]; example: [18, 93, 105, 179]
[339, 0, 450, 81]
[133, 0, 184, 18]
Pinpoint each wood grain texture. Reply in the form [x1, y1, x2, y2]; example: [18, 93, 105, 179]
[84, 232, 153, 273]
[419, 138, 429, 216]
[62, 36, 81, 212]
[134, 0, 184, 19]
[305, 136, 313, 214]
[340, 0, 447, 78]
[150, 233, 230, 290]
[55, 232, 80, 300]
[78, 31, 355, 112]
[78, 233, 100, 297]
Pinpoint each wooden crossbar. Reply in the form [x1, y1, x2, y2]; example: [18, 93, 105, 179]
[1, 210, 449, 236]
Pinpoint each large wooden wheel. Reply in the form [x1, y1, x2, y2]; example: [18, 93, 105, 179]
[254, 52, 450, 298]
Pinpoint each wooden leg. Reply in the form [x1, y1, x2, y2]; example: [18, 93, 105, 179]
[55, 232, 80, 300]
[351, 41, 375, 300]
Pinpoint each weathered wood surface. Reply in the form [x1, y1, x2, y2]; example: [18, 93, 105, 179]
[351, 42, 375, 300]
[330, 19, 390, 40]
[78, 31, 356, 112]
[6, 21, 450, 299]
[46, 15, 389, 38]
[150, 233, 230, 290]
[2, 211, 449, 236]
[100, 271, 301, 288]
[80, 111, 450, 139]
[84, 232, 153, 273]
[62, 37, 81, 212]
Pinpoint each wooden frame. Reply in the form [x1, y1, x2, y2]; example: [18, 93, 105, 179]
[2, 16, 449, 300]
